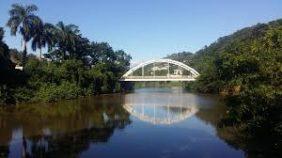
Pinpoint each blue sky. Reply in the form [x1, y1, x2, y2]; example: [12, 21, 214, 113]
[0, 0, 281, 63]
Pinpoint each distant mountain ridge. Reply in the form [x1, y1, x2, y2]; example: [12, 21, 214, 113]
[167, 18, 282, 73]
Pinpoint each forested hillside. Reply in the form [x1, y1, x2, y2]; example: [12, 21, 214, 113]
[167, 19, 282, 152]
[166, 51, 194, 66]
[168, 19, 282, 94]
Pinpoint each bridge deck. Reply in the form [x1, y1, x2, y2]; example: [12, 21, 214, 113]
[119, 76, 196, 81]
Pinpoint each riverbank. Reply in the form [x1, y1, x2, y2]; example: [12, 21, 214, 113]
[0, 57, 131, 105]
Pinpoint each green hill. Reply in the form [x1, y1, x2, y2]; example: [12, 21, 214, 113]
[167, 19, 282, 142]
[167, 19, 282, 94]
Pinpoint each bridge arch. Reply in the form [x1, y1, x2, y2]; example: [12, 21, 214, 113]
[120, 59, 200, 81]
[123, 104, 198, 125]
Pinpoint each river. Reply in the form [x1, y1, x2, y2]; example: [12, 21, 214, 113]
[0, 87, 246, 158]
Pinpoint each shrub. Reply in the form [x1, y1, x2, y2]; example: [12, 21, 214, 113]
[36, 82, 81, 102]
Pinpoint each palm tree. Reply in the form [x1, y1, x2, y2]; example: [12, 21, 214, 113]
[55, 21, 80, 60]
[0, 27, 4, 41]
[31, 23, 55, 59]
[0, 27, 14, 71]
[6, 3, 42, 66]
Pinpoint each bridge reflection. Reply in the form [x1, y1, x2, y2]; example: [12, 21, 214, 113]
[122, 90, 199, 125]
[123, 103, 198, 125]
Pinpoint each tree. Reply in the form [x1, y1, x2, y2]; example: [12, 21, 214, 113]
[166, 51, 194, 65]
[0, 27, 4, 40]
[2, 3, 133, 104]
[54, 21, 80, 60]
[0, 27, 13, 70]
[6, 3, 42, 66]
[31, 23, 55, 59]
[89, 42, 115, 64]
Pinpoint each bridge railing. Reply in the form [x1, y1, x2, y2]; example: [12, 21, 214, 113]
[122, 75, 194, 79]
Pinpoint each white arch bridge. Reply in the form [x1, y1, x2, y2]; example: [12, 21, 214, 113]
[120, 59, 200, 82]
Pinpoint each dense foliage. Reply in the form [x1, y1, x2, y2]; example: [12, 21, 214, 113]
[167, 19, 282, 153]
[215, 20, 282, 150]
[166, 51, 194, 65]
[0, 4, 131, 104]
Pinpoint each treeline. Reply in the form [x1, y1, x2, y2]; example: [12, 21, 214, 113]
[0, 4, 131, 104]
[167, 19, 282, 148]
[166, 51, 194, 66]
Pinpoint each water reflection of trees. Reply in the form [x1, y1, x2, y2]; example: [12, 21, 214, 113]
[0, 146, 8, 158]
[0, 95, 131, 158]
[196, 102, 282, 158]
[26, 120, 129, 158]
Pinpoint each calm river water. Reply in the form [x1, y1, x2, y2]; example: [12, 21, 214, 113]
[0, 88, 245, 158]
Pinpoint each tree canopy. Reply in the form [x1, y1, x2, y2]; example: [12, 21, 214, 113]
[1, 3, 132, 104]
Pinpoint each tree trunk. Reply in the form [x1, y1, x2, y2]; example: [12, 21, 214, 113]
[22, 40, 27, 67]
[39, 48, 42, 60]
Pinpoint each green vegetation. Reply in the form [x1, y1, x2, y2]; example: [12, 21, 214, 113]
[6, 4, 42, 66]
[166, 51, 194, 66]
[0, 4, 131, 104]
[167, 19, 282, 152]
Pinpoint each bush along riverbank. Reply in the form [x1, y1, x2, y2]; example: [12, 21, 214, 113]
[0, 3, 131, 105]
[0, 52, 131, 105]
